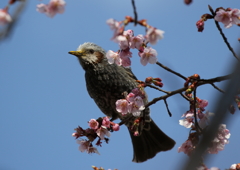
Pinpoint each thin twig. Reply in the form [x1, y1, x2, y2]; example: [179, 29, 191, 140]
[131, 0, 138, 26]
[146, 84, 170, 94]
[208, 5, 240, 61]
[180, 93, 192, 102]
[156, 61, 187, 80]
[163, 99, 172, 117]
[193, 89, 202, 133]
[210, 83, 225, 93]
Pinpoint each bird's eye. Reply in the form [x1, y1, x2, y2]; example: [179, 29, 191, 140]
[89, 49, 94, 54]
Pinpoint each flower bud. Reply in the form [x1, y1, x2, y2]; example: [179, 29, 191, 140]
[145, 77, 153, 84]
[153, 81, 163, 87]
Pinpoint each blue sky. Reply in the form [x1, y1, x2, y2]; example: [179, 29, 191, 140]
[0, 0, 240, 170]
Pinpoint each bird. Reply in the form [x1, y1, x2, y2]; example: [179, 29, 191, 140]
[68, 42, 175, 163]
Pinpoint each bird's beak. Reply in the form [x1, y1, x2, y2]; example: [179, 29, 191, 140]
[68, 51, 84, 57]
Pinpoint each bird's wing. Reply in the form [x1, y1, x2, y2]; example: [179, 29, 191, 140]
[121, 67, 138, 81]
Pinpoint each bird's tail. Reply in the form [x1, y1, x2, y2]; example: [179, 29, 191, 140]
[129, 120, 175, 163]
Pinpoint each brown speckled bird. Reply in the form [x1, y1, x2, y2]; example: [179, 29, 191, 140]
[68, 42, 175, 163]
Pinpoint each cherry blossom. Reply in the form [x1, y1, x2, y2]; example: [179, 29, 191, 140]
[198, 99, 208, 109]
[0, 8, 12, 26]
[88, 119, 99, 130]
[87, 147, 100, 155]
[106, 50, 121, 66]
[178, 140, 194, 156]
[115, 35, 129, 50]
[76, 140, 90, 152]
[145, 27, 164, 45]
[128, 96, 145, 117]
[37, 0, 66, 18]
[139, 47, 158, 66]
[126, 92, 135, 103]
[130, 34, 145, 51]
[96, 126, 111, 140]
[214, 8, 240, 28]
[179, 117, 194, 128]
[229, 9, 240, 25]
[119, 49, 132, 68]
[106, 18, 121, 31]
[116, 99, 129, 115]
[207, 124, 230, 154]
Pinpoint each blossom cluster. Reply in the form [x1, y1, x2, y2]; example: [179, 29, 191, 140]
[178, 93, 231, 155]
[196, 7, 240, 32]
[36, 0, 66, 18]
[196, 163, 240, 170]
[207, 124, 231, 154]
[106, 18, 164, 67]
[214, 8, 240, 28]
[115, 88, 145, 117]
[179, 98, 209, 129]
[178, 123, 230, 156]
[72, 117, 120, 155]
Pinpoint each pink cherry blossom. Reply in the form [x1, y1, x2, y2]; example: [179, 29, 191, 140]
[96, 126, 111, 140]
[145, 27, 164, 45]
[178, 140, 194, 156]
[123, 29, 134, 40]
[119, 49, 132, 68]
[116, 99, 129, 115]
[181, 110, 194, 118]
[112, 123, 120, 131]
[229, 9, 240, 25]
[106, 50, 121, 66]
[37, 0, 66, 18]
[115, 35, 129, 50]
[102, 117, 110, 128]
[131, 88, 145, 99]
[207, 124, 230, 154]
[179, 117, 194, 128]
[106, 18, 122, 40]
[214, 9, 232, 28]
[128, 96, 145, 117]
[130, 34, 145, 50]
[0, 8, 12, 26]
[126, 92, 135, 103]
[199, 99, 208, 109]
[87, 147, 100, 155]
[139, 47, 158, 66]
[88, 119, 99, 130]
[106, 18, 121, 30]
[76, 140, 90, 152]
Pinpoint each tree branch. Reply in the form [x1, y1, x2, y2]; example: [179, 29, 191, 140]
[156, 61, 187, 80]
[208, 5, 240, 61]
[131, 0, 138, 26]
[145, 74, 232, 108]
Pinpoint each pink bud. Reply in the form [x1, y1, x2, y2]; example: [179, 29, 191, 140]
[112, 123, 120, 131]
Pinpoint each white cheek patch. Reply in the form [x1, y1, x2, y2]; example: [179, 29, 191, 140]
[84, 54, 98, 63]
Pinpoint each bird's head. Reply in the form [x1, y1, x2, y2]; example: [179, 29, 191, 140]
[68, 42, 106, 70]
